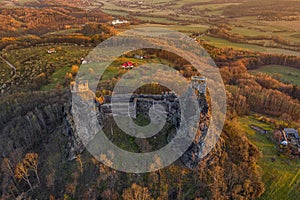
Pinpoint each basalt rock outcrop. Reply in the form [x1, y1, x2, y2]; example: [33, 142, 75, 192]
[63, 90, 104, 160]
[64, 91, 209, 169]
[0, 90, 68, 158]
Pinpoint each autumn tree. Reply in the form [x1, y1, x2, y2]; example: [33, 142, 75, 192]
[65, 72, 73, 85]
[23, 153, 40, 184]
[122, 183, 153, 200]
[15, 162, 33, 191]
[2, 158, 17, 185]
[32, 72, 47, 90]
[1, 158, 20, 198]
[14, 153, 40, 192]
[101, 189, 119, 200]
[76, 155, 83, 174]
[71, 65, 79, 76]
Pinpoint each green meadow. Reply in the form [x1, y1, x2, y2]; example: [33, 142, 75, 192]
[251, 65, 300, 85]
[239, 116, 300, 200]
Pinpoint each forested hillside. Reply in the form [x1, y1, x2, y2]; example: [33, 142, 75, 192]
[0, 0, 299, 199]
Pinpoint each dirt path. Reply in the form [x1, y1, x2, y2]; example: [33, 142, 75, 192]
[0, 55, 16, 74]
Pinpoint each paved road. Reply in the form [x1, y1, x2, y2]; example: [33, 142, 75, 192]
[0, 55, 16, 73]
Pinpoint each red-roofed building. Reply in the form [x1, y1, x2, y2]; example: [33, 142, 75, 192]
[121, 61, 134, 69]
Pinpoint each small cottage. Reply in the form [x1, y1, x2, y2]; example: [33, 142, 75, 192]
[121, 61, 134, 69]
[47, 48, 56, 54]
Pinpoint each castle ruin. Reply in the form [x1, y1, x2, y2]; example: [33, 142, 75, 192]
[66, 77, 209, 169]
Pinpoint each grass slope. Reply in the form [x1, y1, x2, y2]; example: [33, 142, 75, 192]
[201, 36, 300, 56]
[239, 116, 300, 200]
[251, 65, 300, 85]
[3, 45, 92, 91]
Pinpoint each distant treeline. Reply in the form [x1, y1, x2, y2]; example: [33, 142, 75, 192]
[0, 3, 112, 37]
[0, 23, 117, 50]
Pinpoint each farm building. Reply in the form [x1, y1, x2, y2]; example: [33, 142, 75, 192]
[47, 48, 56, 54]
[284, 128, 299, 139]
[250, 124, 268, 134]
[278, 128, 300, 147]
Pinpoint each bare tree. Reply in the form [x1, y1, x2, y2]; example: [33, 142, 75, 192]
[1, 158, 20, 197]
[76, 154, 83, 174]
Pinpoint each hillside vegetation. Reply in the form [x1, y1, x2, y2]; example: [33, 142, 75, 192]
[0, 0, 299, 199]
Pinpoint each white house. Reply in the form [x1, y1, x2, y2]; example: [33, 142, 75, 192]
[112, 19, 129, 25]
[47, 48, 56, 54]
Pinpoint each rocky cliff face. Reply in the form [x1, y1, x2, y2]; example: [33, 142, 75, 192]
[0, 90, 264, 200]
[0, 90, 70, 198]
[63, 90, 104, 160]
[64, 92, 209, 169]
[0, 90, 68, 158]
[180, 94, 209, 169]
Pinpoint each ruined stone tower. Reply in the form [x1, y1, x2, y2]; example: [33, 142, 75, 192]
[70, 80, 89, 93]
[191, 76, 207, 96]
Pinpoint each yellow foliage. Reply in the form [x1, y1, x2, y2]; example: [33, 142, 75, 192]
[14, 162, 28, 181]
[23, 153, 38, 170]
[1, 37, 17, 42]
[65, 72, 73, 80]
[96, 96, 105, 104]
[71, 65, 79, 76]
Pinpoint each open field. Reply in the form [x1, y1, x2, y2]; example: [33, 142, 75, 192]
[192, 2, 241, 10]
[1, 43, 175, 92]
[264, 20, 300, 32]
[0, 1, 300, 199]
[291, 33, 300, 39]
[129, 23, 209, 34]
[100, 9, 129, 16]
[201, 36, 300, 56]
[231, 17, 300, 43]
[98, 0, 300, 54]
[239, 116, 300, 200]
[202, 35, 267, 52]
[43, 28, 82, 36]
[135, 16, 177, 24]
[171, 24, 209, 32]
[40, 64, 72, 91]
[251, 65, 300, 85]
[231, 27, 267, 37]
[2, 45, 92, 91]
[0, 59, 13, 84]
[3, 1, 298, 55]
[231, 16, 291, 32]
[16, 0, 37, 4]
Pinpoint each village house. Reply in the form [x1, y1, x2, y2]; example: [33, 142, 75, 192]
[284, 128, 300, 146]
[81, 58, 88, 64]
[112, 19, 129, 25]
[277, 128, 300, 147]
[284, 128, 299, 140]
[121, 61, 134, 69]
[134, 54, 144, 59]
[47, 48, 56, 54]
